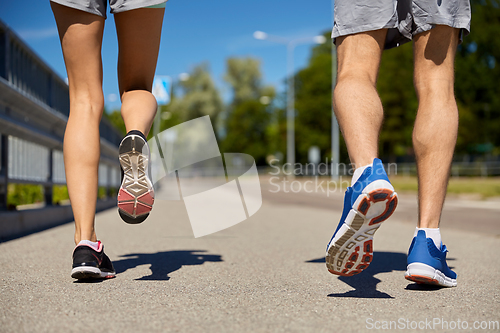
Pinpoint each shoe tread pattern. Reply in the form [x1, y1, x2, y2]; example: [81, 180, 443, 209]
[326, 189, 398, 276]
[117, 135, 154, 222]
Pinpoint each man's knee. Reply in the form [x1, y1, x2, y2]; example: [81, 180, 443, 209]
[413, 25, 459, 100]
[337, 67, 378, 87]
[336, 48, 381, 87]
[414, 76, 455, 101]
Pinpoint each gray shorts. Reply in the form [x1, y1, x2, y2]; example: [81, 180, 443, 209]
[50, 0, 167, 18]
[332, 0, 471, 49]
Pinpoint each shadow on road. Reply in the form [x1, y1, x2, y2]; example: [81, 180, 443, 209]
[112, 250, 223, 280]
[306, 251, 407, 299]
[73, 278, 110, 284]
[405, 283, 445, 291]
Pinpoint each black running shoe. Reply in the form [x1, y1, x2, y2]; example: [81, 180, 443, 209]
[71, 241, 116, 279]
[117, 131, 155, 224]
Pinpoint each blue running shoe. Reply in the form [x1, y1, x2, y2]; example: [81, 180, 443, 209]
[326, 158, 398, 276]
[405, 230, 457, 287]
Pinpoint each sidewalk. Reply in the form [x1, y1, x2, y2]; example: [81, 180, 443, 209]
[1, 185, 499, 332]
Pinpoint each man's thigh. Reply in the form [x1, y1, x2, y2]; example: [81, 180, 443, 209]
[336, 30, 387, 84]
[411, 0, 470, 87]
[412, 0, 471, 43]
[413, 25, 459, 90]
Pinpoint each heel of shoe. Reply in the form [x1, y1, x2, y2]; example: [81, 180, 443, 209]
[118, 209, 149, 224]
[405, 262, 457, 287]
[405, 262, 439, 283]
[356, 188, 398, 226]
[71, 266, 101, 279]
[119, 134, 146, 156]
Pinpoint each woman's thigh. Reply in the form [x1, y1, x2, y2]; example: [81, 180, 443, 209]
[114, 8, 165, 96]
[51, 2, 105, 106]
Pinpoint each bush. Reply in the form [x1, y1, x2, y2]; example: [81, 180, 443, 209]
[7, 184, 44, 209]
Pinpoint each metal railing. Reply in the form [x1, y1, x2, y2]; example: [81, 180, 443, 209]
[0, 19, 123, 211]
[397, 161, 500, 178]
[257, 161, 500, 178]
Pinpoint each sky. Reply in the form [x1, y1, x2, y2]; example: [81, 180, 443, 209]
[0, 0, 333, 111]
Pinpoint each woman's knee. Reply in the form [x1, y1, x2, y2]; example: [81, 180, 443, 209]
[120, 83, 153, 96]
[120, 90, 157, 108]
[70, 90, 105, 118]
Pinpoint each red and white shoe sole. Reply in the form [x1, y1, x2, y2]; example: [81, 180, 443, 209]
[326, 186, 398, 276]
[117, 135, 154, 223]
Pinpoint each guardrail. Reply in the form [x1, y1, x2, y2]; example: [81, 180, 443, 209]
[395, 162, 500, 178]
[0, 19, 123, 240]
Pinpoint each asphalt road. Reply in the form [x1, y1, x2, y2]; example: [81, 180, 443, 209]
[1, 178, 499, 332]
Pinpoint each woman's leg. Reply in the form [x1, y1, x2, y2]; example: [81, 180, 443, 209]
[114, 7, 165, 136]
[51, 3, 105, 245]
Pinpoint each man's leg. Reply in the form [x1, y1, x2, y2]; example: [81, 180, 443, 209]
[413, 25, 460, 229]
[333, 30, 387, 169]
[405, 25, 459, 287]
[327, 30, 399, 277]
[51, 3, 105, 245]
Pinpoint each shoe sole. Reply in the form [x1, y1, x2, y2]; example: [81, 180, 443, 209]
[326, 184, 398, 276]
[71, 266, 116, 280]
[405, 262, 457, 287]
[117, 135, 154, 224]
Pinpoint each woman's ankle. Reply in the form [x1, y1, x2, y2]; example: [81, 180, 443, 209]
[74, 231, 97, 245]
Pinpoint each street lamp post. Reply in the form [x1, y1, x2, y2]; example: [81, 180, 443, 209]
[254, 31, 326, 176]
[286, 41, 296, 176]
[331, 0, 340, 180]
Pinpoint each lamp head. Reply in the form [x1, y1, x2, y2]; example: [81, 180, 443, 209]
[314, 35, 327, 44]
[253, 31, 268, 40]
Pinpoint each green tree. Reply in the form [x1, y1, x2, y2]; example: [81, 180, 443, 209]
[223, 57, 276, 164]
[224, 58, 263, 103]
[455, 0, 500, 156]
[265, 93, 287, 163]
[377, 42, 417, 161]
[294, 31, 349, 164]
[223, 100, 270, 165]
[103, 109, 127, 136]
[169, 63, 223, 123]
[102, 64, 223, 140]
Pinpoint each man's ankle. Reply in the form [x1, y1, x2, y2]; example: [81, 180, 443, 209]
[414, 226, 441, 249]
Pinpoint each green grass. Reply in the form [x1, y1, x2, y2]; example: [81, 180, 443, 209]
[390, 176, 500, 198]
